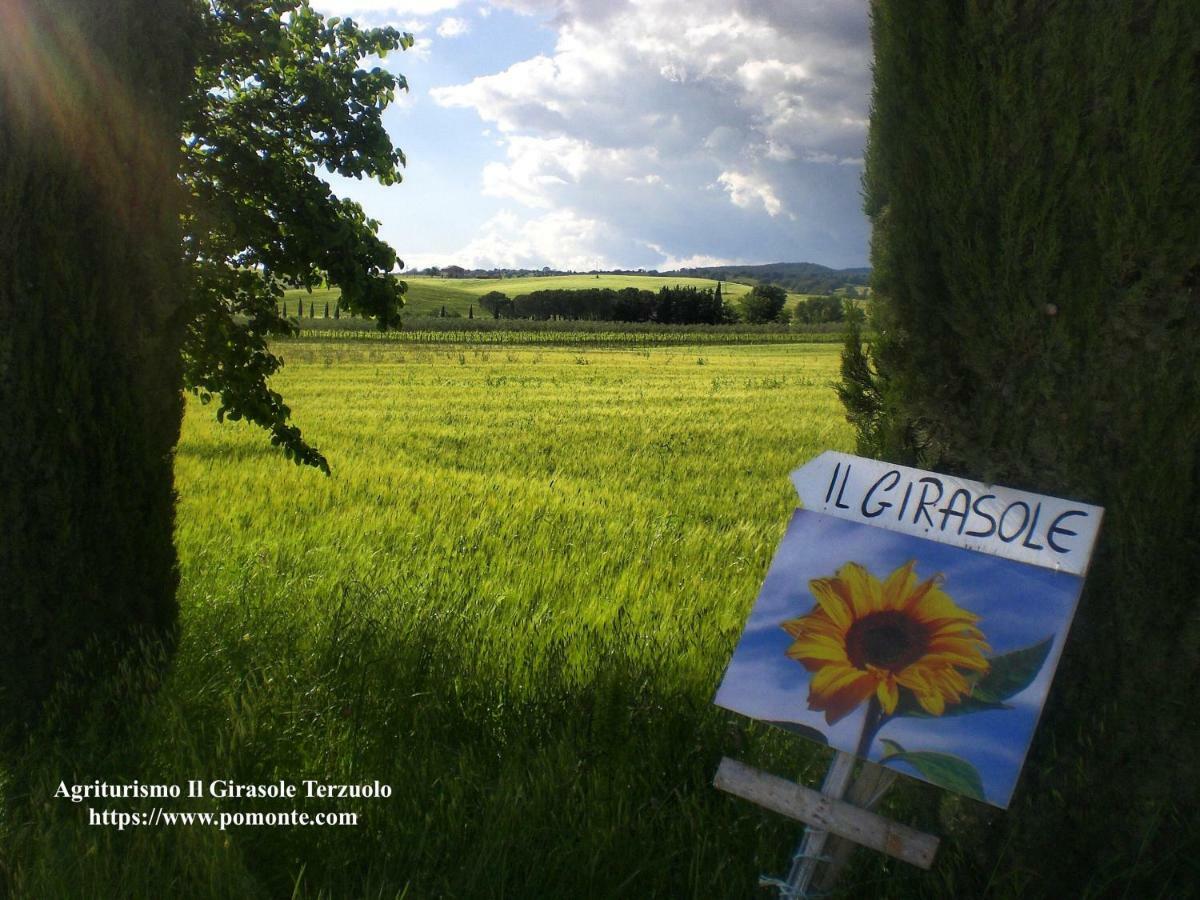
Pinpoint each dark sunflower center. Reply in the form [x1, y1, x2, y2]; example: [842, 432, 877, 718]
[845, 611, 930, 672]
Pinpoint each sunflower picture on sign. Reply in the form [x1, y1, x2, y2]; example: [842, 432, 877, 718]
[714, 509, 1080, 808]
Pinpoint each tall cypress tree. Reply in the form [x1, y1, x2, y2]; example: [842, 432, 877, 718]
[0, 0, 195, 732]
[847, 2, 1199, 892]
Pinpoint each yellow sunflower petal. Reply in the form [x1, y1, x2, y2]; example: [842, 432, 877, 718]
[781, 616, 808, 639]
[907, 587, 981, 624]
[916, 689, 946, 716]
[940, 668, 971, 694]
[797, 611, 846, 640]
[915, 664, 969, 697]
[785, 634, 849, 666]
[894, 666, 931, 694]
[873, 672, 900, 714]
[927, 636, 992, 659]
[881, 560, 918, 610]
[835, 562, 884, 618]
[809, 663, 863, 695]
[897, 574, 937, 611]
[925, 620, 987, 642]
[925, 650, 990, 671]
[808, 577, 853, 630]
[812, 668, 879, 725]
[783, 608, 845, 643]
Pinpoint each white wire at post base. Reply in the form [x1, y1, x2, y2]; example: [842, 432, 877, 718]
[761, 750, 858, 899]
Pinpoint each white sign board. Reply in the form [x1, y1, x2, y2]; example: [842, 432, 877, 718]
[791, 451, 1102, 575]
[715, 452, 1104, 808]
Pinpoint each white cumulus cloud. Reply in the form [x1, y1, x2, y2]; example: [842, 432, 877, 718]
[426, 209, 617, 271]
[408, 36, 433, 60]
[436, 16, 469, 37]
[717, 170, 785, 218]
[429, 0, 872, 268]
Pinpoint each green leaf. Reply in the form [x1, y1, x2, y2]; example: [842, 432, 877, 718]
[889, 636, 1054, 719]
[897, 691, 1008, 720]
[879, 739, 985, 801]
[891, 691, 1011, 719]
[970, 636, 1054, 704]
[180, 0, 409, 473]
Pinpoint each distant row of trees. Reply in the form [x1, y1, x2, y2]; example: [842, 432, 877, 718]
[278, 288, 859, 326]
[742, 289, 860, 325]
[477, 285, 737, 324]
[792, 294, 849, 324]
[472, 283, 857, 325]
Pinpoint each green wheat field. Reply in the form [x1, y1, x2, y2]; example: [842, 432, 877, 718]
[3, 338, 969, 898]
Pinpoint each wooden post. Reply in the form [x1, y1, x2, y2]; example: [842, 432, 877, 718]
[814, 761, 899, 892]
[784, 750, 856, 894]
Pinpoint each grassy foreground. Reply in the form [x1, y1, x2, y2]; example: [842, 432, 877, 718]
[3, 340, 879, 898]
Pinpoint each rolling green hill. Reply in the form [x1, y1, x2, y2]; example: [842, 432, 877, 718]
[666, 262, 870, 294]
[284, 274, 810, 320]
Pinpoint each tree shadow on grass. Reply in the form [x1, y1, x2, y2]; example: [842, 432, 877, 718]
[0, 583, 824, 899]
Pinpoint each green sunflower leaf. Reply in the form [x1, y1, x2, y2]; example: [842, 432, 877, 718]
[889, 635, 1055, 719]
[878, 739, 986, 801]
[891, 693, 1012, 719]
[969, 636, 1054, 704]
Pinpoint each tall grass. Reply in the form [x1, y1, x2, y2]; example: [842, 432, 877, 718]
[2, 342, 857, 898]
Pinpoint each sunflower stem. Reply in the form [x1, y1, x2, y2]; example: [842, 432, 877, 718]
[855, 696, 884, 758]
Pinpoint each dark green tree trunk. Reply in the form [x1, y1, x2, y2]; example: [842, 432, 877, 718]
[850, 1, 1199, 893]
[0, 0, 194, 735]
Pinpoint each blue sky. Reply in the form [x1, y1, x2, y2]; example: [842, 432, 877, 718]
[313, 0, 873, 271]
[714, 509, 1086, 809]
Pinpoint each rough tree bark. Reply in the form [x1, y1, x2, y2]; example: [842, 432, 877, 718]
[0, 0, 195, 734]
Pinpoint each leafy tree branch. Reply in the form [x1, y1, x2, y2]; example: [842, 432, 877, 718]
[180, 0, 411, 472]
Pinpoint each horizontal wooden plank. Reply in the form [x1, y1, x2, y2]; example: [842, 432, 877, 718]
[714, 757, 939, 870]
